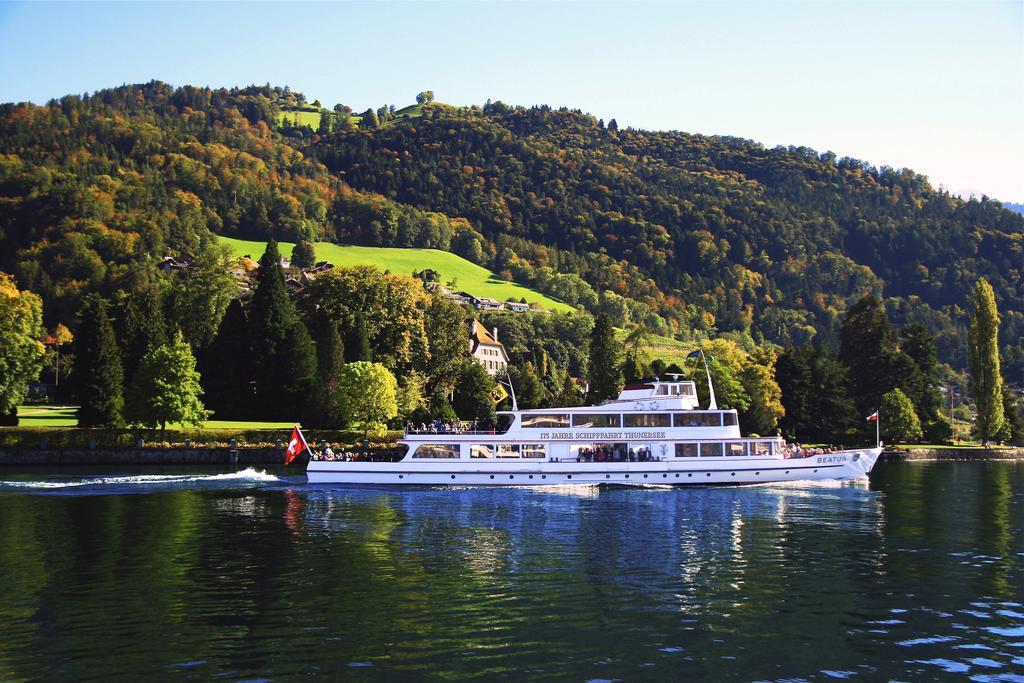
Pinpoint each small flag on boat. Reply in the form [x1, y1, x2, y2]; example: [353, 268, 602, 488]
[687, 350, 702, 359]
[866, 411, 879, 422]
[490, 383, 509, 403]
[284, 425, 309, 465]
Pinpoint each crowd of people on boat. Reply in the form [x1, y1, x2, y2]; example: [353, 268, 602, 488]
[311, 446, 402, 462]
[577, 445, 660, 463]
[406, 419, 481, 434]
[782, 443, 842, 458]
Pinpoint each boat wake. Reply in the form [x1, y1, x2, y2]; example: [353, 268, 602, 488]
[0, 468, 283, 494]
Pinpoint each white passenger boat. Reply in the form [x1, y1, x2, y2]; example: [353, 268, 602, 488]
[306, 377, 882, 486]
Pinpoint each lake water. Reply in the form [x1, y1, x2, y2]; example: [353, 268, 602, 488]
[0, 462, 1021, 681]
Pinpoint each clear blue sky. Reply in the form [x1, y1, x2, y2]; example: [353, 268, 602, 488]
[2, 1, 1021, 201]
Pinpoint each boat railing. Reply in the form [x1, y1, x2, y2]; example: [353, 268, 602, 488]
[404, 427, 509, 436]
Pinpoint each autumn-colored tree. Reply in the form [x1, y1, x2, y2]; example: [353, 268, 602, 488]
[0, 273, 45, 423]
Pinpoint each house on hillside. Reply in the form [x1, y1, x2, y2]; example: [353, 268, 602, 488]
[469, 320, 509, 376]
[506, 301, 529, 313]
[472, 296, 505, 312]
[158, 256, 191, 274]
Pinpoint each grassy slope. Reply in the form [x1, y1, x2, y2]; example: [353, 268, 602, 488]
[220, 236, 575, 313]
[14, 405, 293, 430]
[614, 328, 693, 366]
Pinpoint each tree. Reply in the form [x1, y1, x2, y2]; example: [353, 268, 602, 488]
[48, 323, 74, 388]
[607, 118, 619, 132]
[74, 295, 125, 427]
[291, 239, 316, 269]
[170, 239, 236, 348]
[507, 361, 547, 409]
[998, 385, 1024, 444]
[360, 108, 380, 129]
[967, 278, 1004, 442]
[840, 295, 913, 416]
[307, 311, 345, 427]
[396, 370, 427, 423]
[346, 311, 373, 362]
[249, 240, 296, 419]
[777, 344, 857, 442]
[452, 361, 496, 426]
[338, 361, 398, 433]
[416, 91, 435, 104]
[739, 346, 784, 435]
[119, 283, 167, 387]
[423, 294, 468, 395]
[280, 320, 317, 421]
[899, 323, 950, 442]
[200, 299, 253, 420]
[880, 388, 923, 444]
[0, 273, 44, 422]
[587, 314, 622, 402]
[127, 331, 210, 437]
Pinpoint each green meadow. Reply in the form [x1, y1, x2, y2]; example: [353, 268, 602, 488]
[13, 405, 294, 430]
[219, 236, 575, 313]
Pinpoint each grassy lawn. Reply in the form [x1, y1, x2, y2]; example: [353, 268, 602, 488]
[16, 405, 78, 427]
[220, 236, 575, 313]
[14, 406, 294, 431]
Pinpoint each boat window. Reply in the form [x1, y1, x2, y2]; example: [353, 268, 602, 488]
[573, 414, 622, 428]
[700, 442, 724, 457]
[656, 385, 669, 395]
[670, 384, 695, 396]
[673, 413, 722, 427]
[726, 442, 746, 457]
[470, 444, 494, 459]
[414, 444, 461, 459]
[497, 444, 520, 458]
[625, 413, 671, 428]
[675, 442, 699, 457]
[723, 412, 738, 426]
[750, 441, 773, 456]
[521, 444, 546, 459]
[521, 414, 570, 429]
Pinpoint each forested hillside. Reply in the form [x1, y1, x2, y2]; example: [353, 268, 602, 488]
[1, 81, 1021, 379]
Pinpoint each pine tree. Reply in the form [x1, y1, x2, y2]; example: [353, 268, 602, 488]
[199, 299, 253, 420]
[308, 311, 345, 427]
[279, 320, 317, 421]
[119, 283, 167, 388]
[248, 241, 296, 419]
[74, 295, 125, 427]
[346, 311, 372, 362]
[899, 323, 950, 441]
[587, 314, 622, 403]
[291, 239, 316, 269]
[839, 295, 915, 416]
[967, 278, 1004, 442]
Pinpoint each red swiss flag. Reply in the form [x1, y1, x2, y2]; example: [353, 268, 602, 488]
[284, 425, 308, 465]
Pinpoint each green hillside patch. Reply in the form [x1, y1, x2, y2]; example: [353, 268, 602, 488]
[219, 236, 575, 313]
[613, 329, 695, 367]
[279, 109, 322, 129]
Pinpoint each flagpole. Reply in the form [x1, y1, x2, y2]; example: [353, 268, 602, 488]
[876, 409, 880, 448]
[701, 350, 717, 410]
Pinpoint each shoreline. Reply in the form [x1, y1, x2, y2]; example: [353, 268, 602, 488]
[1, 447, 1021, 467]
[880, 447, 1024, 462]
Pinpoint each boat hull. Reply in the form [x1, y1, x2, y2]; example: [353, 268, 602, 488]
[305, 447, 882, 486]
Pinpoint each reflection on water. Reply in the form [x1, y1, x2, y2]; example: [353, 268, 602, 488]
[0, 461, 1020, 679]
